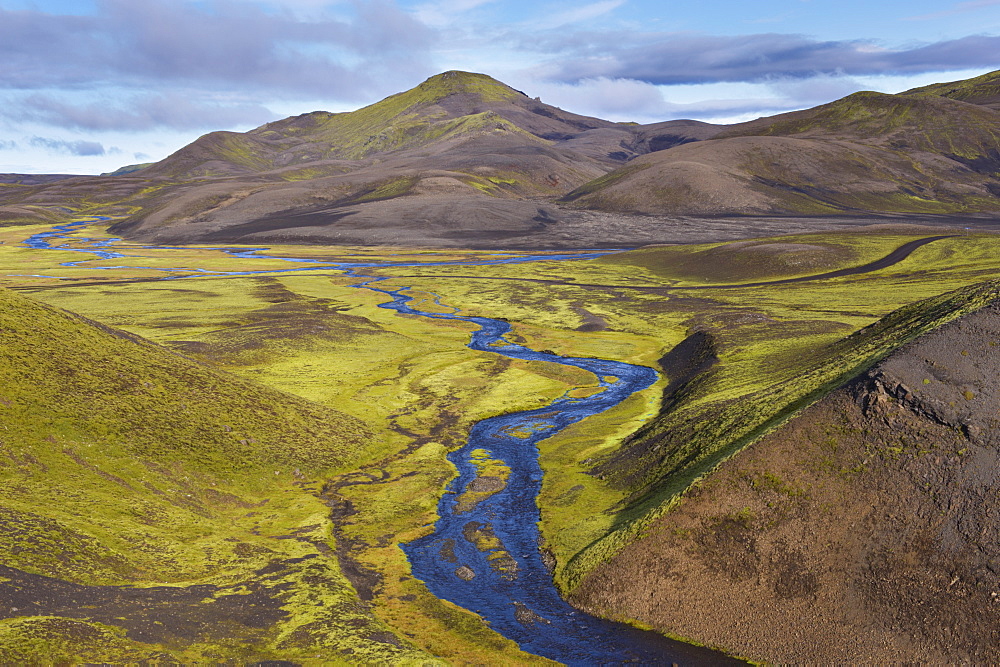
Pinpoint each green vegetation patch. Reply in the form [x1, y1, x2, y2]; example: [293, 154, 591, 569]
[0, 285, 437, 661]
[455, 449, 511, 513]
[348, 176, 418, 204]
[8, 219, 1000, 658]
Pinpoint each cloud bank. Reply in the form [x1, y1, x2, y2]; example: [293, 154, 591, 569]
[0, 0, 996, 141]
[29, 137, 108, 156]
[12, 94, 276, 132]
[527, 32, 1000, 85]
[0, 0, 434, 98]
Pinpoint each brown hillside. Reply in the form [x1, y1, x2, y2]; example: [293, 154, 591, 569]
[564, 81, 1000, 218]
[4, 70, 1000, 246]
[571, 298, 1000, 663]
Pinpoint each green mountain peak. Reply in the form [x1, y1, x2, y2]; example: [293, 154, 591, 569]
[412, 70, 526, 104]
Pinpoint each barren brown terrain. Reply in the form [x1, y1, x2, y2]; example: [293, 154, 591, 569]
[572, 300, 1000, 663]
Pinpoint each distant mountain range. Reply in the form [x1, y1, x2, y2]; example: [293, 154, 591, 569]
[2, 69, 999, 247]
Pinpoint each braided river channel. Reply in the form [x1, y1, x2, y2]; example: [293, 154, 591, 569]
[21, 220, 736, 664]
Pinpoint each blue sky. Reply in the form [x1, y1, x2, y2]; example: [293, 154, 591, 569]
[1, 0, 998, 173]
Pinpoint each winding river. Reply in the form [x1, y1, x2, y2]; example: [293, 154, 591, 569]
[17, 220, 734, 664]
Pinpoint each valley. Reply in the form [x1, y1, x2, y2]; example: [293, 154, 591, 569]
[3, 215, 1000, 662]
[2, 67, 1000, 663]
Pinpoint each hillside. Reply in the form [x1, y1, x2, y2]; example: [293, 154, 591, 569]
[905, 69, 1000, 110]
[102, 71, 722, 246]
[571, 289, 1000, 663]
[2, 70, 724, 247]
[564, 81, 1000, 217]
[0, 287, 430, 662]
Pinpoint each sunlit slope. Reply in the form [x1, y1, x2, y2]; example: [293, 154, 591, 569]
[0, 287, 431, 662]
[564, 71, 1000, 216]
[0, 286, 371, 476]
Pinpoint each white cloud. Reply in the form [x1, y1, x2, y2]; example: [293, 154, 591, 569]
[412, 0, 497, 26]
[528, 0, 626, 30]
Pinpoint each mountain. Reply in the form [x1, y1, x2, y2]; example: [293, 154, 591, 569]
[101, 71, 721, 246]
[563, 76, 1000, 217]
[1, 69, 999, 247]
[0, 71, 726, 247]
[0, 286, 429, 662]
[570, 285, 1000, 663]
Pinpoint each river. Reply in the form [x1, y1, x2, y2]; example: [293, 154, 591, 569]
[18, 219, 736, 664]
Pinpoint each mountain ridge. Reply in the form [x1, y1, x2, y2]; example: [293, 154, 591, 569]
[565, 79, 1000, 218]
[1, 69, 999, 247]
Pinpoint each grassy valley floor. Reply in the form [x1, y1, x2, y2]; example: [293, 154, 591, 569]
[2, 219, 1000, 661]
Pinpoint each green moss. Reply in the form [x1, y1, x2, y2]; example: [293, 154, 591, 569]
[349, 176, 418, 204]
[215, 132, 275, 172]
[266, 74, 539, 161]
[454, 449, 511, 514]
[746, 470, 806, 497]
[278, 165, 350, 182]
[0, 618, 157, 663]
[903, 69, 1000, 105]
[9, 220, 1000, 658]
[0, 284, 433, 661]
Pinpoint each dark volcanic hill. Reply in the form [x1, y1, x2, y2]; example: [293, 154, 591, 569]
[1, 69, 999, 247]
[571, 288, 1000, 663]
[564, 71, 1000, 218]
[104, 71, 721, 246]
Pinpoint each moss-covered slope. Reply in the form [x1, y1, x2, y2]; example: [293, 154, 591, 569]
[0, 287, 430, 662]
[904, 68, 1000, 110]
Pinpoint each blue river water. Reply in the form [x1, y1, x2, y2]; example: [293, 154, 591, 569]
[18, 219, 736, 664]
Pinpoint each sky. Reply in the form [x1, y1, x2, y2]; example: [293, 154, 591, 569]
[1, 0, 998, 174]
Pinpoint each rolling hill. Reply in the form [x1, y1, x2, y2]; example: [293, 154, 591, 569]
[564, 72, 1000, 217]
[0, 286, 430, 662]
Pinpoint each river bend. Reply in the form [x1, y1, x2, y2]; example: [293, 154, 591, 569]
[18, 219, 733, 664]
